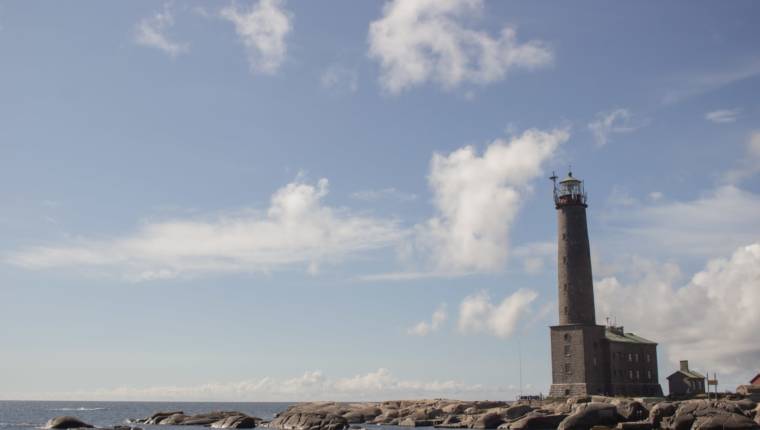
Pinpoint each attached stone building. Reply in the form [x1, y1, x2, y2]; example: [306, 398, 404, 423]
[548, 172, 663, 397]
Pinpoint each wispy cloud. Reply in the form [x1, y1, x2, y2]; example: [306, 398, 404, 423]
[14, 368, 511, 401]
[220, 0, 291, 75]
[7, 179, 404, 280]
[367, 0, 553, 94]
[407, 304, 447, 336]
[662, 58, 760, 104]
[134, 4, 188, 57]
[458, 289, 538, 338]
[351, 187, 417, 202]
[600, 184, 760, 260]
[588, 108, 644, 147]
[722, 131, 760, 184]
[321, 64, 359, 93]
[705, 108, 741, 124]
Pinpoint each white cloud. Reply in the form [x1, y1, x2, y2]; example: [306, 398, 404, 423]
[220, 0, 291, 75]
[722, 131, 760, 184]
[705, 108, 741, 124]
[321, 64, 359, 93]
[458, 289, 538, 338]
[18, 368, 511, 401]
[7, 179, 404, 280]
[412, 128, 568, 273]
[588, 108, 643, 147]
[134, 4, 188, 57]
[367, 0, 553, 94]
[595, 243, 760, 387]
[513, 241, 555, 275]
[351, 187, 417, 202]
[601, 185, 760, 259]
[407, 303, 448, 336]
[648, 191, 664, 202]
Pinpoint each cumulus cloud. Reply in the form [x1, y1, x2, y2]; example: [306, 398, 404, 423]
[722, 131, 760, 185]
[21, 368, 509, 401]
[221, 0, 291, 75]
[412, 128, 568, 273]
[705, 108, 741, 124]
[588, 108, 644, 147]
[367, 0, 553, 94]
[7, 179, 404, 280]
[458, 289, 538, 338]
[407, 303, 447, 336]
[134, 4, 188, 57]
[595, 243, 760, 386]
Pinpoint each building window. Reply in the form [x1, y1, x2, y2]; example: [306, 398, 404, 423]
[562, 233, 567, 240]
[563, 256, 567, 264]
[564, 333, 571, 342]
[628, 353, 633, 362]
[563, 283, 568, 291]
[636, 370, 640, 380]
[628, 370, 633, 380]
[564, 345, 571, 356]
[647, 370, 652, 380]
[565, 363, 571, 374]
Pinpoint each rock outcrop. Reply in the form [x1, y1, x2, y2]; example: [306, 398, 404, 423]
[134, 411, 260, 428]
[44, 416, 95, 429]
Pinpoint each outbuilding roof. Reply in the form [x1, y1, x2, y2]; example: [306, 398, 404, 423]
[604, 328, 657, 345]
[668, 369, 706, 380]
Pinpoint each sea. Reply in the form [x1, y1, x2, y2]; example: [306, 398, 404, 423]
[0, 401, 293, 430]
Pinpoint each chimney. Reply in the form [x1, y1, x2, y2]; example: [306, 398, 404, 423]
[680, 360, 689, 372]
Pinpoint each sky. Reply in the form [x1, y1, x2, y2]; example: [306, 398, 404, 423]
[0, 0, 759, 401]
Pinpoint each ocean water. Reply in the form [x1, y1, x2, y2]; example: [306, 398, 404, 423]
[0, 401, 293, 430]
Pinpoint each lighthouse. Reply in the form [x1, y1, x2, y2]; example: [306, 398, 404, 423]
[548, 170, 663, 397]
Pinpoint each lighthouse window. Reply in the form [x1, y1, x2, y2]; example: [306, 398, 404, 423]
[564, 363, 571, 374]
[564, 333, 571, 342]
[628, 353, 633, 362]
[564, 345, 571, 356]
[563, 283, 568, 291]
[562, 233, 566, 240]
[563, 256, 567, 263]
[628, 370, 633, 380]
[647, 354, 651, 363]
[647, 370, 652, 380]
[635, 353, 639, 362]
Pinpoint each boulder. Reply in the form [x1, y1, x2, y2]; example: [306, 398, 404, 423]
[143, 411, 184, 425]
[691, 414, 760, 430]
[399, 418, 436, 427]
[647, 402, 676, 427]
[471, 412, 503, 429]
[159, 414, 188, 425]
[611, 400, 648, 422]
[504, 405, 535, 421]
[183, 412, 247, 426]
[268, 412, 348, 430]
[615, 422, 652, 430]
[44, 417, 94, 429]
[508, 412, 568, 430]
[211, 416, 259, 429]
[558, 402, 621, 430]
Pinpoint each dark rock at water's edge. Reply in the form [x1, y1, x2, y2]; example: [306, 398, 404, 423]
[133, 411, 262, 428]
[45, 416, 95, 429]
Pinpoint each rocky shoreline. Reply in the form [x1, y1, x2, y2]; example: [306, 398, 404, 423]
[44, 396, 760, 430]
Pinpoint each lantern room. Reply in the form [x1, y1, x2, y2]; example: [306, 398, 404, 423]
[551, 171, 587, 207]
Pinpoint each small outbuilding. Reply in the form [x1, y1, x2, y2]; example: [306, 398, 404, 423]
[667, 360, 705, 397]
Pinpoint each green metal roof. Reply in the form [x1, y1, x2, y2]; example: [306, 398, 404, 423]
[604, 328, 657, 345]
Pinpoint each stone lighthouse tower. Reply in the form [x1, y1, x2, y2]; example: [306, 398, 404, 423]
[548, 170, 664, 397]
[549, 171, 607, 397]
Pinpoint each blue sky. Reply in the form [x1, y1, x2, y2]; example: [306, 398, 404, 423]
[1, 0, 759, 400]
